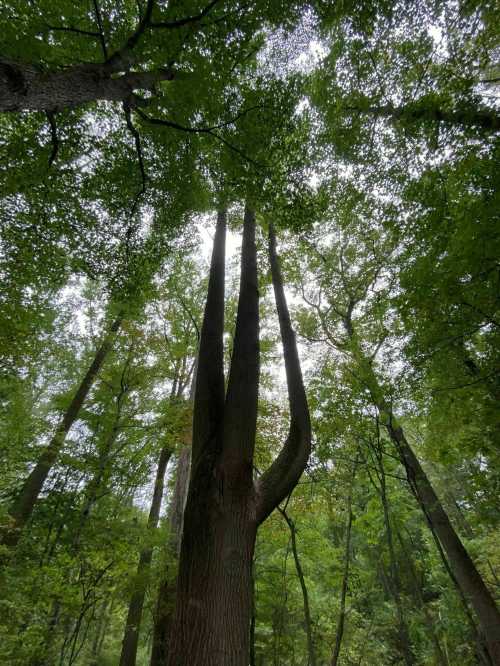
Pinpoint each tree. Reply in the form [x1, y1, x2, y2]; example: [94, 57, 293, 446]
[165, 209, 311, 665]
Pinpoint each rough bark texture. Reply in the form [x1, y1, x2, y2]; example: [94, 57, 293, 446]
[0, 57, 173, 112]
[164, 212, 311, 665]
[256, 223, 312, 524]
[1, 314, 123, 549]
[119, 445, 172, 666]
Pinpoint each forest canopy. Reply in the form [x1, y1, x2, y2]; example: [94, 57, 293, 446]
[0, 0, 499, 664]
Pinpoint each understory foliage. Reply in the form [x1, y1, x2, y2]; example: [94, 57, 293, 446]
[0, 0, 499, 664]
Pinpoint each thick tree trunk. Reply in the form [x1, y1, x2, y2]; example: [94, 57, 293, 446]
[280, 508, 316, 666]
[165, 211, 310, 665]
[0, 58, 173, 112]
[331, 466, 356, 666]
[1, 314, 123, 550]
[166, 208, 258, 666]
[119, 445, 172, 666]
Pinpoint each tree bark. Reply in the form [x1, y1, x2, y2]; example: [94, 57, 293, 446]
[386, 419, 500, 664]
[1, 313, 123, 550]
[0, 58, 173, 112]
[119, 445, 173, 666]
[279, 508, 316, 666]
[164, 212, 311, 665]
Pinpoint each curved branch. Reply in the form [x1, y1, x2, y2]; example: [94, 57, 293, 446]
[256, 223, 311, 524]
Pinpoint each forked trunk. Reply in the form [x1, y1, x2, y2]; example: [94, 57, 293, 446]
[164, 212, 311, 664]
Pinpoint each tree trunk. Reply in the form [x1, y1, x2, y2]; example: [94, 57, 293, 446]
[386, 420, 500, 664]
[0, 58, 174, 112]
[119, 445, 173, 665]
[355, 100, 500, 131]
[375, 451, 415, 666]
[150, 446, 191, 665]
[396, 529, 448, 666]
[331, 465, 356, 666]
[279, 508, 316, 666]
[343, 315, 500, 664]
[1, 313, 123, 549]
[164, 211, 311, 665]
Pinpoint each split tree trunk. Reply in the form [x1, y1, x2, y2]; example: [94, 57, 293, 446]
[119, 445, 173, 666]
[1, 313, 123, 550]
[164, 212, 311, 665]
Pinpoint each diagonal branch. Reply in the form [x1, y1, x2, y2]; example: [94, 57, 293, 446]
[150, 0, 221, 29]
[92, 0, 109, 59]
[136, 109, 265, 169]
[256, 223, 311, 524]
[105, 0, 155, 71]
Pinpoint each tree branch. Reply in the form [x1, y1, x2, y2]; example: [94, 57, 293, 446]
[150, 0, 221, 29]
[46, 111, 59, 168]
[123, 104, 147, 217]
[256, 223, 311, 524]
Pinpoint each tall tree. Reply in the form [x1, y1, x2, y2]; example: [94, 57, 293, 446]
[165, 210, 311, 665]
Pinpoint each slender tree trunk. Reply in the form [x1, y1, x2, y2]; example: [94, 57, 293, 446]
[396, 529, 448, 666]
[2, 314, 123, 549]
[150, 445, 191, 666]
[331, 464, 356, 666]
[375, 451, 415, 666]
[279, 508, 316, 666]
[343, 318, 500, 663]
[386, 421, 500, 664]
[119, 445, 173, 665]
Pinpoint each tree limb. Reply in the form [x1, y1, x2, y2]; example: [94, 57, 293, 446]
[256, 223, 311, 523]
